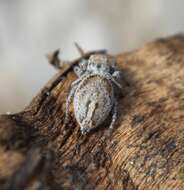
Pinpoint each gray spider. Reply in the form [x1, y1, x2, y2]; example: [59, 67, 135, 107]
[65, 53, 122, 134]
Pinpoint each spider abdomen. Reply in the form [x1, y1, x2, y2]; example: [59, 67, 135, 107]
[73, 75, 114, 133]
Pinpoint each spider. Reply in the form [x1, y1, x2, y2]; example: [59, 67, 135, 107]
[65, 52, 122, 134]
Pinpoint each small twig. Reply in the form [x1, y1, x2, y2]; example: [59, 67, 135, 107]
[47, 49, 70, 70]
[47, 46, 107, 71]
[74, 42, 85, 56]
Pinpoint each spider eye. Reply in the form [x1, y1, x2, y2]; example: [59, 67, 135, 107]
[97, 64, 101, 68]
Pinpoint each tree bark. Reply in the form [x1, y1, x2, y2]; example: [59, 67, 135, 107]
[1, 34, 184, 190]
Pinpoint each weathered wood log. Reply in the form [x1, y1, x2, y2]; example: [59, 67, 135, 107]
[1, 34, 184, 190]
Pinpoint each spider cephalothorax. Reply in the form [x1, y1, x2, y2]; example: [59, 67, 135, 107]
[65, 53, 122, 134]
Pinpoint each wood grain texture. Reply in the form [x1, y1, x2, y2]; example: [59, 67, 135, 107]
[1, 34, 184, 190]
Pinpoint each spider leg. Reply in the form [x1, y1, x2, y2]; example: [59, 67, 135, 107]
[65, 85, 77, 124]
[101, 73, 122, 90]
[73, 66, 83, 77]
[65, 74, 89, 124]
[112, 71, 122, 81]
[71, 73, 91, 87]
[73, 59, 88, 77]
[74, 42, 85, 56]
[65, 73, 93, 125]
[71, 77, 84, 87]
[47, 49, 70, 70]
[109, 100, 118, 129]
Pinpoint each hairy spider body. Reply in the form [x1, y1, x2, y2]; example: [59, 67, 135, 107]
[65, 54, 122, 134]
[74, 75, 114, 134]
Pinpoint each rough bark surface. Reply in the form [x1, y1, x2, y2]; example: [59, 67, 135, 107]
[1, 35, 184, 190]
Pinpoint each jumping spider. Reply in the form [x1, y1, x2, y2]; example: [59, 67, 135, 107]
[65, 54, 122, 134]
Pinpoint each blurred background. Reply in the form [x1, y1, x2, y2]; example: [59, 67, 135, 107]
[0, 0, 184, 113]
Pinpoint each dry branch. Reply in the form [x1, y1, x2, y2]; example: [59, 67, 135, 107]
[1, 35, 184, 190]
